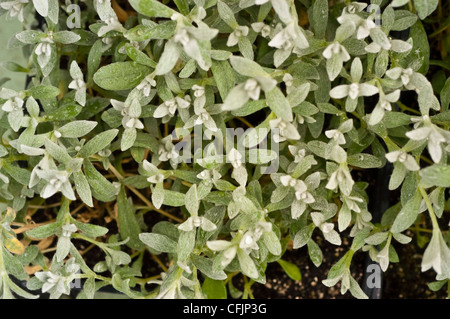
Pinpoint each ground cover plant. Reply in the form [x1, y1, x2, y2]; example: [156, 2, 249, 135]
[0, 0, 449, 299]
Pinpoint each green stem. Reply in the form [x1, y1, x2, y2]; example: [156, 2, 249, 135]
[72, 232, 105, 248]
[418, 186, 440, 230]
[396, 101, 421, 115]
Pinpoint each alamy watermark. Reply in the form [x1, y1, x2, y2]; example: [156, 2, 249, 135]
[65, 1, 81, 29]
[365, 263, 382, 289]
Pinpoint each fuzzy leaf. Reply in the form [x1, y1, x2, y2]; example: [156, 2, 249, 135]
[93, 62, 151, 91]
[266, 87, 293, 121]
[58, 121, 97, 138]
[139, 233, 177, 253]
[117, 187, 144, 250]
[391, 191, 422, 233]
[79, 129, 118, 158]
[129, 0, 176, 18]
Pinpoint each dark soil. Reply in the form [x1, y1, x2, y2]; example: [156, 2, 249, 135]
[251, 235, 365, 299]
[250, 232, 448, 299]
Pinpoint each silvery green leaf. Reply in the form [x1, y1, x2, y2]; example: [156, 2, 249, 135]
[270, 0, 292, 24]
[56, 236, 71, 262]
[392, 10, 418, 31]
[177, 229, 196, 261]
[413, 0, 438, 20]
[53, 31, 81, 44]
[128, 0, 176, 18]
[270, 185, 290, 203]
[28, 85, 60, 100]
[312, 0, 328, 39]
[323, 229, 341, 246]
[307, 239, 323, 267]
[3, 162, 31, 185]
[32, 0, 48, 18]
[392, 0, 410, 7]
[359, 83, 379, 96]
[231, 165, 247, 186]
[419, 165, 450, 188]
[217, 0, 238, 29]
[26, 221, 62, 239]
[185, 184, 199, 216]
[104, 247, 132, 266]
[392, 232, 412, 244]
[389, 162, 406, 190]
[242, 125, 270, 148]
[87, 40, 104, 85]
[288, 83, 310, 106]
[382, 5, 395, 31]
[399, 21, 429, 74]
[162, 190, 186, 207]
[7, 279, 39, 299]
[211, 50, 232, 61]
[78, 129, 118, 158]
[390, 39, 412, 53]
[8, 111, 23, 132]
[179, 59, 196, 78]
[370, 28, 391, 50]
[81, 277, 96, 299]
[75, 89, 86, 107]
[238, 36, 254, 61]
[125, 43, 157, 68]
[248, 149, 277, 165]
[229, 55, 268, 78]
[375, 50, 389, 77]
[350, 228, 371, 251]
[72, 220, 108, 238]
[338, 204, 352, 232]
[152, 182, 165, 209]
[335, 22, 356, 42]
[349, 276, 368, 299]
[391, 190, 422, 233]
[326, 53, 343, 81]
[273, 48, 291, 68]
[266, 87, 293, 122]
[116, 187, 144, 250]
[15, 30, 44, 44]
[440, 78, 450, 111]
[293, 224, 314, 249]
[350, 57, 363, 82]
[83, 159, 116, 202]
[418, 85, 440, 115]
[2, 246, 28, 281]
[191, 255, 227, 281]
[93, 62, 151, 91]
[155, 39, 180, 75]
[44, 139, 72, 165]
[263, 231, 281, 256]
[139, 233, 177, 253]
[73, 171, 93, 207]
[121, 127, 137, 151]
[211, 60, 235, 101]
[365, 232, 389, 245]
[58, 121, 97, 138]
[347, 153, 382, 168]
[330, 145, 347, 163]
[222, 83, 249, 111]
[47, 0, 58, 23]
[237, 248, 258, 279]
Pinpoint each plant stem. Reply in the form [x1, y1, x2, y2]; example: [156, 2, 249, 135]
[418, 185, 440, 230]
[108, 163, 184, 223]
